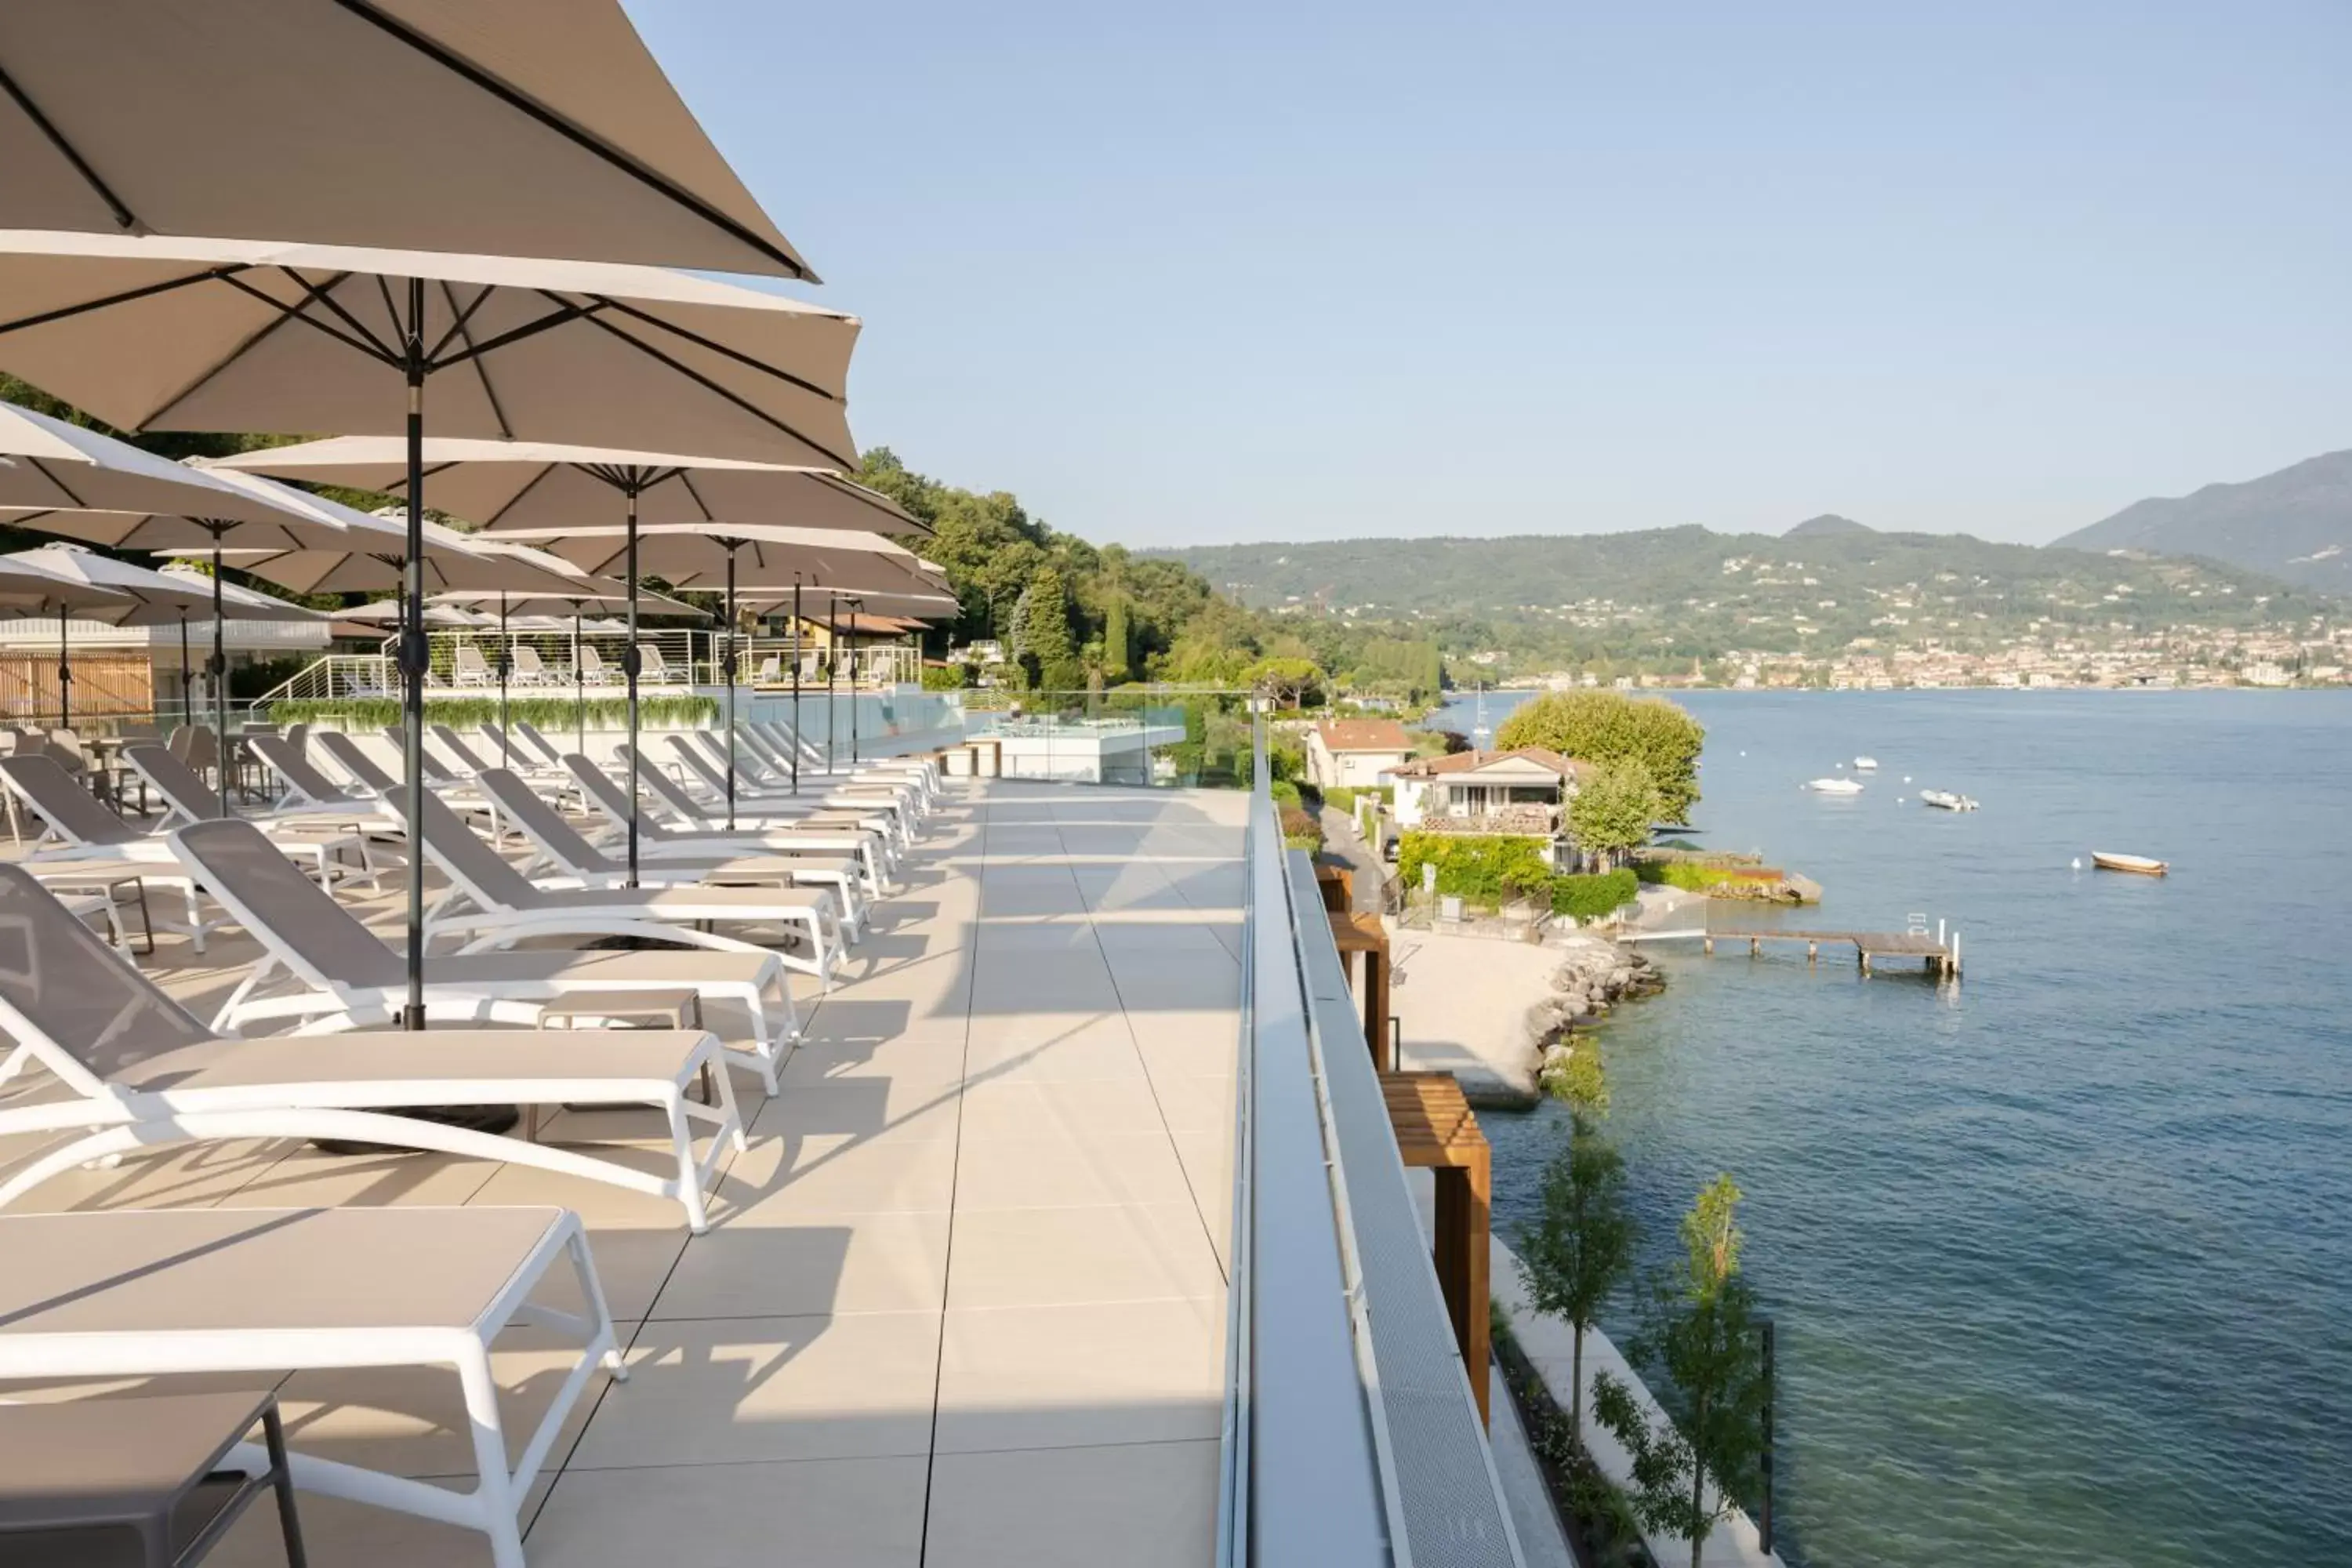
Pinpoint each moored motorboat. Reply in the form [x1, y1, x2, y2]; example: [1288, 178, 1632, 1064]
[1807, 777, 1865, 794]
[2092, 851, 2167, 876]
[1919, 789, 1978, 811]
[1853, 755, 1879, 771]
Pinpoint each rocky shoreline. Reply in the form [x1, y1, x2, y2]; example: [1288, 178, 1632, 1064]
[1524, 930, 1666, 1094]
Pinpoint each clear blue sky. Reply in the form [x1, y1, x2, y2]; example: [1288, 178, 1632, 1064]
[634, 1, 2351, 546]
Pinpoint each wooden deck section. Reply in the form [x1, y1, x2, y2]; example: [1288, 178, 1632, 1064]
[1380, 1072, 1490, 1426]
[1696, 925, 1962, 977]
[1329, 910, 1393, 1064]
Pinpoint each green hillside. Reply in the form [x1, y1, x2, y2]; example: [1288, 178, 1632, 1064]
[1159, 526, 2328, 666]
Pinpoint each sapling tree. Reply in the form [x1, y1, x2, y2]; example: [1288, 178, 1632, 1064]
[1515, 1041, 1636, 1440]
[1593, 1175, 1771, 1568]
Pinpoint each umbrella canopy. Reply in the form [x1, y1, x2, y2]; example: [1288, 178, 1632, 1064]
[434, 585, 706, 620]
[0, 2, 810, 278]
[0, 456, 379, 554]
[0, 542, 245, 626]
[200, 521, 618, 598]
[0, 234, 858, 467]
[209, 437, 926, 535]
[153, 563, 326, 623]
[0, 397, 322, 526]
[339, 598, 490, 629]
[502, 524, 945, 595]
[0, 236, 862, 1033]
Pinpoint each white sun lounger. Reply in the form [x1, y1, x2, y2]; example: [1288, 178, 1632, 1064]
[751, 720, 942, 800]
[742, 720, 941, 805]
[680, 730, 926, 822]
[0, 754, 226, 949]
[755, 719, 943, 798]
[122, 742, 385, 891]
[634, 740, 910, 849]
[693, 729, 929, 824]
[563, 755, 895, 890]
[0, 1207, 622, 1568]
[510, 719, 571, 768]
[381, 787, 845, 989]
[474, 766, 869, 938]
[0, 862, 742, 1225]
[245, 732, 378, 815]
[170, 819, 799, 1091]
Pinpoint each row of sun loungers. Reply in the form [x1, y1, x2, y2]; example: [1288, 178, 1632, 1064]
[0, 720, 949, 1564]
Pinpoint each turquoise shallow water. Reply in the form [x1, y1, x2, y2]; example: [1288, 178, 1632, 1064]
[1434, 690, 2352, 1567]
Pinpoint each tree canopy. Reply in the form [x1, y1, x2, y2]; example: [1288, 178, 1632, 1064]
[1567, 757, 1662, 866]
[1498, 690, 1705, 822]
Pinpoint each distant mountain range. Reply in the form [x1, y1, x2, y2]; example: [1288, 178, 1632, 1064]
[2055, 449, 2352, 591]
[1159, 521, 2320, 666]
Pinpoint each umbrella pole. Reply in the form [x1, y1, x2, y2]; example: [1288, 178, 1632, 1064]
[573, 608, 585, 754]
[850, 597, 860, 764]
[55, 605, 69, 731]
[400, 278, 430, 1030]
[178, 612, 192, 731]
[210, 545, 231, 818]
[496, 596, 510, 765]
[789, 580, 801, 795]
[724, 544, 738, 830]
[623, 482, 642, 887]
[826, 591, 838, 775]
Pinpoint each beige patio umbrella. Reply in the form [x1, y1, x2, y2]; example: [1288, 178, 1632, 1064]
[217, 439, 920, 866]
[503, 524, 943, 822]
[0, 402, 371, 803]
[0, 2, 811, 278]
[0, 234, 862, 1030]
[0, 543, 320, 729]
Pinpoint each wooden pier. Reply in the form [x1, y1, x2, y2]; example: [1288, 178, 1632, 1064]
[1623, 914, 1963, 978]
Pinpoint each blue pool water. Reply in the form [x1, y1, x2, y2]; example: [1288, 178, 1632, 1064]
[1450, 690, 2352, 1566]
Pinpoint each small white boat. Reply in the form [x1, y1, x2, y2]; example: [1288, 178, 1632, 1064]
[2092, 851, 2167, 876]
[1807, 777, 1865, 794]
[1919, 789, 1978, 811]
[1853, 756, 1879, 771]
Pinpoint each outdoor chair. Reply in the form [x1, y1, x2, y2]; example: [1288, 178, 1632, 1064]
[169, 817, 799, 1095]
[0, 754, 221, 949]
[0, 858, 744, 1228]
[579, 643, 617, 686]
[509, 718, 569, 768]
[0, 1205, 626, 1566]
[511, 643, 552, 686]
[474, 766, 869, 937]
[452, 641, 494, 688]
[565, 754, 893, 890]
[666, 734, 922, 840]
[247, 733, 377, 815]
[636, 641, 674, 685]
[626, 741, 908, 852]
[123, 743, 383, 891]
[380, 786, 845, 990]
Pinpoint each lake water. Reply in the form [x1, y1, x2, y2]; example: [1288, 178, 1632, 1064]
[1436, 690, 2352, 1566]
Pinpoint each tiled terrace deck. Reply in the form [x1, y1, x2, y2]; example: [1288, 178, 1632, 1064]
[2, 779, 1245, 1567]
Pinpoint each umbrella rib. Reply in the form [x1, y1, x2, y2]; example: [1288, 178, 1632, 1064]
[424, 281, 498, 363]
[209, 269, 397, 365]
[20, 458, 89, 510]
[574, 312, 859, 470]
[483, 463, 565, 528]
[437, 279, 515, 437]
[674, 471, 720, 522]
[142, 274, 373, 430]
[0, 61, 141, 232]
[428, 296, 602, 370]
[813, 471, 932, 532]
[327, 0, 814, 281]
[593, 296, 845, 405]
[0, 267, 235, 340]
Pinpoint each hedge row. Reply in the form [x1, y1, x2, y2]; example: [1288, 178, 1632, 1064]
[267, 695, 720, 731]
